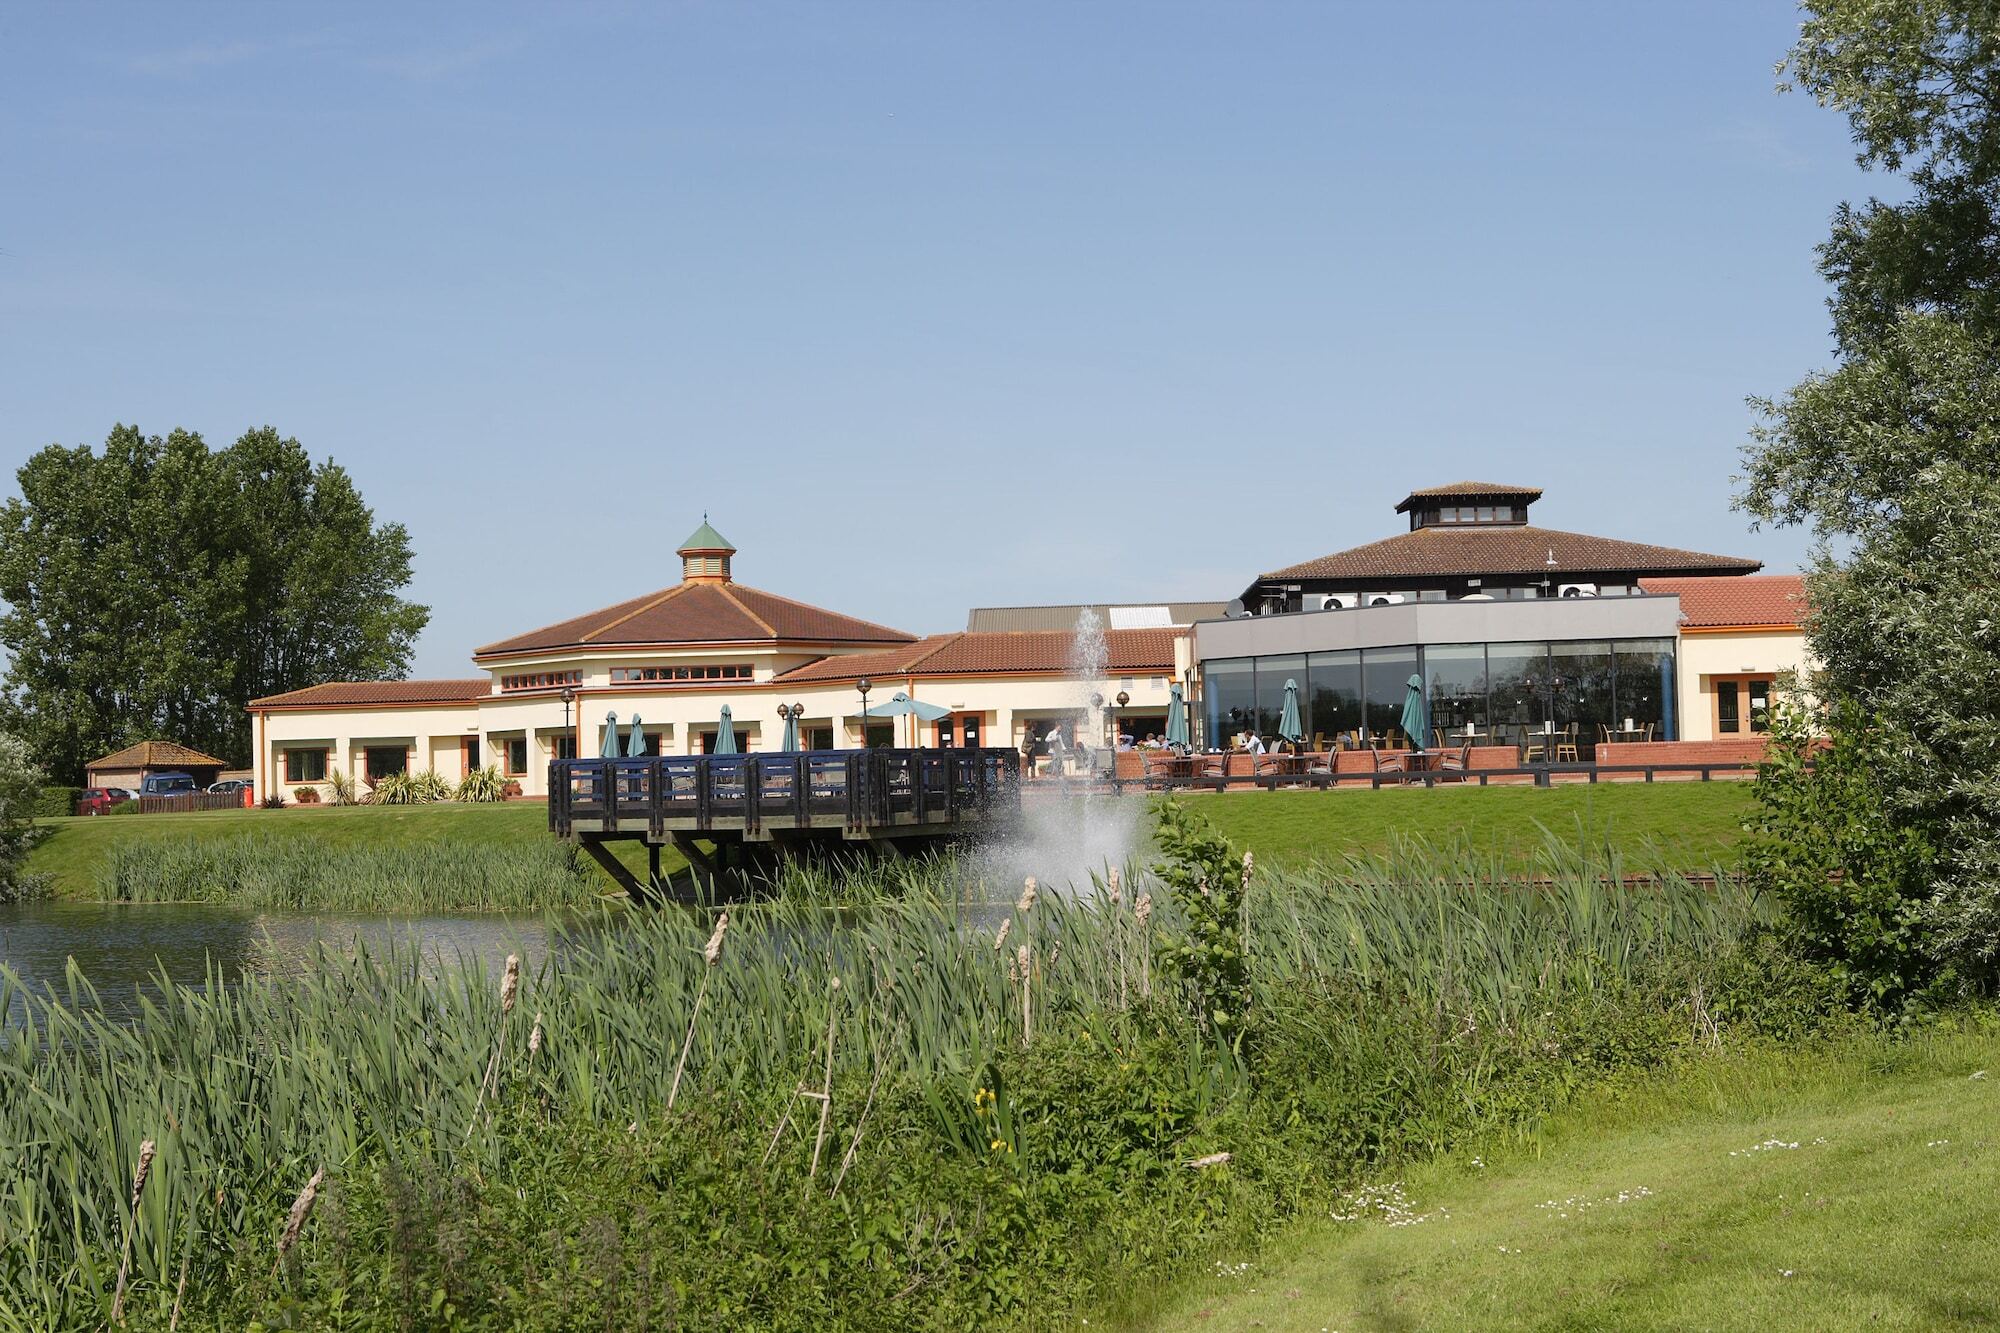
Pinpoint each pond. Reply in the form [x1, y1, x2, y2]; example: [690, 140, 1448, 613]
[0, 902, 557, 1027]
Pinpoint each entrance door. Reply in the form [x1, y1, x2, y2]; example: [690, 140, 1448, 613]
[935, 713, 983, 748]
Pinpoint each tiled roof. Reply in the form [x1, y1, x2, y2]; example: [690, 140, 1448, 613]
[775, 628, 1182, 683]
[1258, 525, 1761, 582]
[1395, 481, 1543, 512]
[249, 679, 491, 709]
[475, 582, 914, 657]
[1640, 574, 1808, 628]
[87, 740, 227, 770]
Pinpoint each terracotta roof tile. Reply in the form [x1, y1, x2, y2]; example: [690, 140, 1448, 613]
[249, 679, 491, 709]
[775, 628, 1182, 683]
[1395, 481, 1543, 512]
[1640, 574, 1808, 628]
[87, 740, 228, 769]
[1259, 525, 1761, 582]
[475, 582, 913, 657]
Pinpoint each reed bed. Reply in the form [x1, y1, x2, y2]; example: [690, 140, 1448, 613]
[97, 833, 600, 912]
[0, 838, 1763, 1328]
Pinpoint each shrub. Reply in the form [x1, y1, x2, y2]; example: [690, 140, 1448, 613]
[326, 770, 358, 806]
[1744, 698, 1940, 1011]
[292, 785, 322, 805]
[36, 785, 82, 818]
[454, 765, 507, 803]
[409, 769, 451, 803]
[261, 792, 287, 809]
[1152, 800, 1252, 1044]
[370, 772, 416, 805]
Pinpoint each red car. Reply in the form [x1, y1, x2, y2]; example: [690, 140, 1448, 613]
[75, 787, 135, 816]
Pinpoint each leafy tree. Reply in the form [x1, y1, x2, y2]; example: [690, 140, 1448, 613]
[0, 729, 45, 900]
[1742, 2, 2000, 995]
[0, 425, 427, 781]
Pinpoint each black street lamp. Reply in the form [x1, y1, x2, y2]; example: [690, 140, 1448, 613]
[560, 685, 575, 731]
[857, 678, 872, 748]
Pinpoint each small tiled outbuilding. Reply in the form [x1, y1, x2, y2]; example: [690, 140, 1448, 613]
[84, 740, 228, 791]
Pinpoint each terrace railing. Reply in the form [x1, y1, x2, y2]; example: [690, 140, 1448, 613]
[549, 748, 1021, 839]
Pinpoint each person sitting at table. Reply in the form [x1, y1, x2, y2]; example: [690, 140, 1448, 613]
[1243, 732, 1267, 755]
[1116, 732, 1134, 751]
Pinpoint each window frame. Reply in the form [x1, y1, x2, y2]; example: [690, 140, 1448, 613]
[284, 748, 329, 784]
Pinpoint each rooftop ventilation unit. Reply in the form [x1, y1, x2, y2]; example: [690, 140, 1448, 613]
[1559, 583, 1599, 599]
[1319, 593, 1357, 611]
[1367, 593, 1407, 607]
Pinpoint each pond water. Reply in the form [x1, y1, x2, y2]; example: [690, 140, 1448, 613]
[0, 902, 556, 1027]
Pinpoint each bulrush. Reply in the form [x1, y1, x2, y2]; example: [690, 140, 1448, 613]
[668, 911, 731, 1111]
[110, 1137, 157, 1323]
[1136, 892, 1154, 999]
[1018, 876, 1039, 913]
[275, 1167, 325, 1266]
[500, 953, 521, 1014]
[1018, 943, 1033, 1045]
[993, 918, 1011, 952]
[528, 1012, 544, 1057]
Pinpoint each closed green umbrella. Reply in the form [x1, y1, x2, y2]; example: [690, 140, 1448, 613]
[1165, 683, 1190, 750]
[712, 705, 738, 754]
[1400, 674, 1428, 751]
[599, 712, 621, 758]
[780, 709, 799, 752]
[626, 715, 646, 757]
[1278, 678, 1303, 748]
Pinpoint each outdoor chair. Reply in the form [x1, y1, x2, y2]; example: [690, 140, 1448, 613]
[1436, 741, 1473, 781]
[1141, 750, 1178, 790]
[1554, 724, 1580, 763]
[1644, 723, 1656, 742]
[1369, 748, 1407, 779]
[1520, 734, 1547, 764]
[1197, 753, 1228, 783]
[1598, 723, 1613, 745]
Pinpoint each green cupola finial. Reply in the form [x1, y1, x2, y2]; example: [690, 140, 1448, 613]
[678, 516, 736, 582]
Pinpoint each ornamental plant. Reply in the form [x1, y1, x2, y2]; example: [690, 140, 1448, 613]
[1150, 800, 1252, 1045]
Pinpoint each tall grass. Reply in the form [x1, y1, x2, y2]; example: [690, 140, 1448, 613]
[0, 840, 1763, 1328]
[98, 834, 602, 912]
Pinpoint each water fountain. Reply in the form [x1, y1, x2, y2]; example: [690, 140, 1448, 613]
[978, 607, 1141, 896]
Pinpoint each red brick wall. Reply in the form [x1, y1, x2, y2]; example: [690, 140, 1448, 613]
[1597, 739, 1767, 769]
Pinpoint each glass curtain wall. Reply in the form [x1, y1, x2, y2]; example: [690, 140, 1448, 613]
[1255, 655, 1307, 742]
[1361, 646, 1419, 743]
[1201, 639, 1678, 751]
[1424, 643, 1488, 743]
[1611, 639, 1677, 739]
[1307, 650, 1362, 746]
[1204, 658, 1256, 743]
[1551, 641, 1616, 753]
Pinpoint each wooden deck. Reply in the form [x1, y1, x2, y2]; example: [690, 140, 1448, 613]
[548, 748, 1020, 897]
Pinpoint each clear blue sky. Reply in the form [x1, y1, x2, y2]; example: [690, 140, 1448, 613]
[2, 3, 1872, 676]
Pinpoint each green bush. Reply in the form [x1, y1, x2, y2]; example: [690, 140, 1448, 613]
[35, 786, 82, 818]
[369, 771, 415, 804]
[1745, 699, 1941, 1011]
[326, 769, 358, 806]
[454, 764, 507, 803]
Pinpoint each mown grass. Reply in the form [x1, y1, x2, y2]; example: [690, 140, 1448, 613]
[0, 843, 1779, 1329]
[1127, 1022, 2000, 1332]
[1187, 780, 1753, 872]
[24, 801, 669, 903]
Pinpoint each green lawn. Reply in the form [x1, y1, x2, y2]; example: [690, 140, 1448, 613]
[1184, 780, 1753, 872]
[24, 802, 667, 899]
[1125, 1028, 2000, 1331]
[25, 782, 1753, 901]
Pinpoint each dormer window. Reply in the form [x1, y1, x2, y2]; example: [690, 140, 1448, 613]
[1397, 484, 1540, 532]
[1421, 504, 1518, 527]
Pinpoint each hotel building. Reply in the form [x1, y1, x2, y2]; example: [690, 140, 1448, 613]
[250, 490, 1810, 798]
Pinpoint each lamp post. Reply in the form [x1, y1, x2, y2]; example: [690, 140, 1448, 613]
[560, 685, 575, 756]
[1114, 689, 1129, 748]
[857, 678, 872, 750]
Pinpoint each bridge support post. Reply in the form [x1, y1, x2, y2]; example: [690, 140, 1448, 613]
[580, 839, 648, 904]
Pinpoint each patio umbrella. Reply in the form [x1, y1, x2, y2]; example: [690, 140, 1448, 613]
[780, 709, 799, 752]
[712, 705, 738, 754]
[1277, 678, 1303, 749]
[1165, 683, 1190, 750]
[626, 715, 645, 758]
[1400, 674, 1428, 751]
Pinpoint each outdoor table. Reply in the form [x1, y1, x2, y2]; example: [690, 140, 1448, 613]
[1605, 728, 1649, 743]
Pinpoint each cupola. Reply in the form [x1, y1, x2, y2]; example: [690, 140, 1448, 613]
[678, 517, 736, 583]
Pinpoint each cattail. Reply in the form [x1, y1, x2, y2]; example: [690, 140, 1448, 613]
[528, 1012, 544, 1056]
[1018, 944, 1033, 1045]
[111, 1138, 157, 1322]
[1107, 864, 1122, 906]
[668, 914, 730, 1111]
[993, 918, 1011, 952]
[276, 1166, 324, 1264]
[1135, 893, 1153, 926]
[1136, 892, 1154, 999]
[1241, 851, 1255, 887]
[500, 953, 520, 1014]
[1048, 941, 1061, 968]
[1186, 1151, 1232, 1170]
[1017, 876, 1038, 913]
[704, 911, 730, 966]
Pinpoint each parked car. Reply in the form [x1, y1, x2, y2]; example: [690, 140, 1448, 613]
[75, 787, 134, 816]
[139, 772, 198, 798]
[208, 778, 253, 798]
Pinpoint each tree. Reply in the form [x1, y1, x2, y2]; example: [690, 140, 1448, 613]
[0, 426, 428, 781]
[0, 729, 45, 900]
[1742, 2, 2000, 996]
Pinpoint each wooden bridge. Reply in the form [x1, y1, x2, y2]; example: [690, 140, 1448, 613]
[548, 748, 1020, 898]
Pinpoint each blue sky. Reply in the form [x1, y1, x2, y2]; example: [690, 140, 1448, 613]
[3, 3, 1873, 676]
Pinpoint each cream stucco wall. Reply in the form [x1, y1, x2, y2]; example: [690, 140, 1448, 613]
[1675, 628, 1813, 742]
[256, 703, 484, 800]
